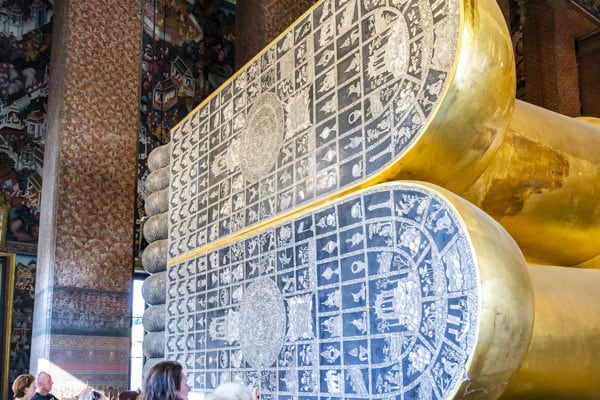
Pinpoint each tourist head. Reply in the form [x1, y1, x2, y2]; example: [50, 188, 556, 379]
[12, 374, 36, 399]
[36, 372, 54, 395]
[141, 360, 190, 400]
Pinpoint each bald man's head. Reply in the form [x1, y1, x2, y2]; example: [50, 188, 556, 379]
[36, 372, 54, 395]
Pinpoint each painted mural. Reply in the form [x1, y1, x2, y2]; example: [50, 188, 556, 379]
[136, 0, 237, 266]
[0, 0, 53, 255]
[0, 3, 50, 394]
[8, 254, 36, 387]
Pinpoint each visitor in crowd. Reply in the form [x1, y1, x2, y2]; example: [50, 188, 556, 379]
[29, 371, 93, 400]
[12, 373, 36, 400]
[141, 360, 190, 400]
[31, 372, 59, 400]
[206, 382, 260, 400]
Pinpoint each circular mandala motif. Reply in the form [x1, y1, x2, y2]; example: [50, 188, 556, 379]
[239, 92, 285, 182]
[240, 277, 286, 369]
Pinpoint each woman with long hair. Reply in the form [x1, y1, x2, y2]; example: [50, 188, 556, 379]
[141, 360, 190, 400]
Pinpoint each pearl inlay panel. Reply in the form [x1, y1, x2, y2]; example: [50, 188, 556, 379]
[166, 182, 479, 399]
[168, 0, 460, 259]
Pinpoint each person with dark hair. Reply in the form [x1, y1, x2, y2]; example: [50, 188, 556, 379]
[141, 360, 190, 400]
[12, 373, 36, 400]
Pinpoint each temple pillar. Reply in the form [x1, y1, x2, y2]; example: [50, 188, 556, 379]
[577, 30, 600, 117]
[234, 0, 317, 68]
[30, 0, 142, 396]
[520, 0, 597, 116]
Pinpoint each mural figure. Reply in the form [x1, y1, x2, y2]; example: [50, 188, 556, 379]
[0, 0, 52, 251]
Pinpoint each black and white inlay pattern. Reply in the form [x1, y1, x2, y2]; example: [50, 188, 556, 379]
[166, 183, 479, 399]
[168, 0, 460, 258]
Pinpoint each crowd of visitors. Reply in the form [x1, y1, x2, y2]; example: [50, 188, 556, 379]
[12, 363, 258, 400]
